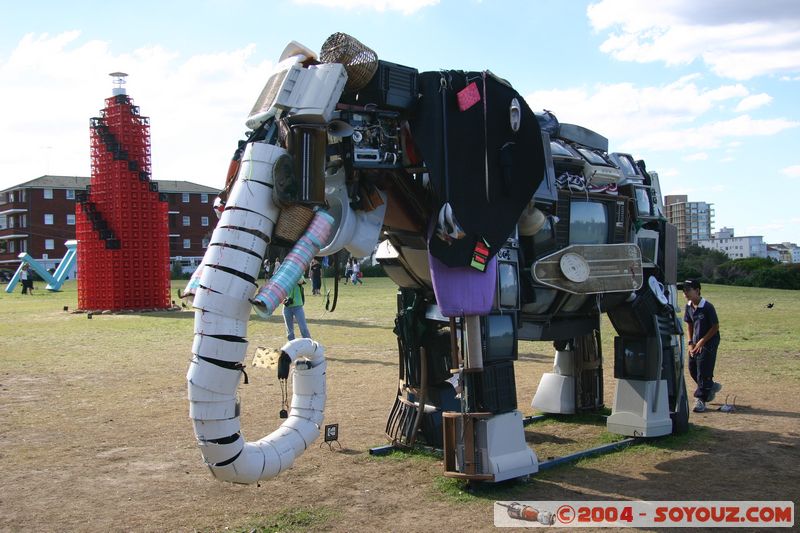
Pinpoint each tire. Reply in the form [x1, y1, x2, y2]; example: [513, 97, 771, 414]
[671, 381, 690, 434]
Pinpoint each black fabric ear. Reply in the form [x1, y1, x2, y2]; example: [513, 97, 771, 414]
[412, 71, 545, 267]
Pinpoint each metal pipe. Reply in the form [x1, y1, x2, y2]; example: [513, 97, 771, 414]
[538, 438, 638, 471]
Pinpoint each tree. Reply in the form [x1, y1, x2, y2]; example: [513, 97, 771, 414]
[677, 245, 728, 282]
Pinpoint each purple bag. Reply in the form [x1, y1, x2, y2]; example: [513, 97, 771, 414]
[428, 250, 497, 317]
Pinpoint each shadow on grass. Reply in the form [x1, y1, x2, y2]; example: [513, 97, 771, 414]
[433, 424, 719, 504]
[725, 405, 800, 419]
[139, 311, 393, 331]
[517, 352, 553, 363]
[525, 431, 577, 445]
[527, 408, 612, 428]
[326, 356, 396, 367]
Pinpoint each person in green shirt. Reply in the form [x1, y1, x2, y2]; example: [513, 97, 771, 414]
[282, 277, 311, 341]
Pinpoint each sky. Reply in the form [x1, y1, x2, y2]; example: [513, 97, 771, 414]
[1, 0, 799, 243]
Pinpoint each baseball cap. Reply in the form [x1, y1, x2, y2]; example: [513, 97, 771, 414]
[679, 279, 701, 291]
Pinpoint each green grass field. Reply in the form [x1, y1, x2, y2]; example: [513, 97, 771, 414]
[1, 278, 798, 531]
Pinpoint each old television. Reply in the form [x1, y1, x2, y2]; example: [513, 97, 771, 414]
[613, 336, 661, 381]
[609, 152, 644, 183]
[550, 139, 584, 174]
[635, 228, 660, 269]
[496, 257, 520, 310]
[633, 184, 658, 218]
[481, 313, 518, 363]
[576, 147, 613, 167]
[555, 192, 628, 247]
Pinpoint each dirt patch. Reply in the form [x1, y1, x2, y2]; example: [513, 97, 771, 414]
[1, 280, 799, 531]
[1, 335, 798, 532]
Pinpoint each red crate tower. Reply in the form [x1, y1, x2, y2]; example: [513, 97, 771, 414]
[76, 73, 170, 311]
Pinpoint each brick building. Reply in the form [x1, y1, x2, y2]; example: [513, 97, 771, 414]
[0, 175, 219, 276]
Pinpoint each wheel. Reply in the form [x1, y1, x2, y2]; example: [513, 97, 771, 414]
[671, 380, 690, 434]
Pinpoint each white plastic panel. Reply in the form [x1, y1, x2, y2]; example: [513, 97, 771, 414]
[210, 227, 268, 256]
[193, 287, 253, 323]
[189, 399, 238, 421]
[199, 267, 256, 301]
[187, 356, 243, 394]
[193, 417, 242, 441]
[201, 245, 262, 279]
[219, 208, 276, 240]
[194, 311, 248, 338]
[197, 434, 245, 465]
[192, 333, 248, 364]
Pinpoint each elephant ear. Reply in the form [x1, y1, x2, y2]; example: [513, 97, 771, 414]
[412, 70, 545, 268]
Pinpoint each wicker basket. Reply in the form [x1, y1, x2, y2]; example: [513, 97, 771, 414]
[320, 32, 379, 93]
[274, 204, 316, 243]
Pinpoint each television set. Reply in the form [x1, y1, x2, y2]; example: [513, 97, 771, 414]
[497, 260, 520, 309]
[636, 228, 660, 268]
[549, 139, 584, 174]
[481, 314, 517, 363]
[613, 336, 661, 381]
[609, 152, 644, 183]
[569, 201, 609, 244]
[576, 147, 612, 167]
[555, 193, 628, 247]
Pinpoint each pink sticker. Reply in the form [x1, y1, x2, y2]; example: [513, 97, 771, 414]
[457, 82, 481, 111]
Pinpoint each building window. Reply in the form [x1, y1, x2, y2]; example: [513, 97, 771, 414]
[201, 216, 209, 227]
[8, 241, 14, 253]
[66, 189, 75, 200]
[43, 188, 53, 199]
[20, 214, 26, 228]
[67, 214, 75, 225]
[21, 240, 26, 252]
[202, 238, 209, 248]
[182, 193, 190, 203]
[182, 216, 190, 226]
[44, 214, 54, 225]
[7, 192, 14, 202]
[201, 193, 209, 204]
[183, 238, 191, 249]
[45, 239, 55, 250]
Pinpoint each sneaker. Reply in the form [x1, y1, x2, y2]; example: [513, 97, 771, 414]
[567, 174, 586, 192]
[693, 398, 706, 413]
[707, 382, 722, 403]
[587, 182, 607, 194]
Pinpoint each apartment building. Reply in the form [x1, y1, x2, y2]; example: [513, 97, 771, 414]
[767, 242, 800, 264]
[664, 195, 715, 250]
[0, 175, 219, 275]
[696, 227, 767, 259]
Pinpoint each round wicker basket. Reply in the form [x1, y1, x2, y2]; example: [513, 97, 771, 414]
[320, 32, 379, 93]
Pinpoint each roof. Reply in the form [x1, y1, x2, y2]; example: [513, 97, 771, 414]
[1, 175, 220, 194]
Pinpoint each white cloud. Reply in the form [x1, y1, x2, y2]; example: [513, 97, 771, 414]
[0, 32, 273, 190]
[587, 0, 800, 80]
[624, 114, 799, 152]
[782, 165, 800, 177]
[658, 168, 680, 177]
[735, 93, 773, 112]
[683, 152, 708, 161]
[292, 0, 439, 15]
[526, 77, 797, 154]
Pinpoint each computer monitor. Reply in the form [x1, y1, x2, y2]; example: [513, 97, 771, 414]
[636, 228, 660, 268]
